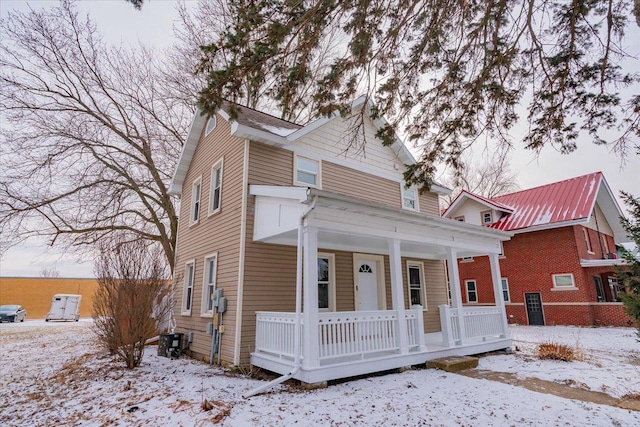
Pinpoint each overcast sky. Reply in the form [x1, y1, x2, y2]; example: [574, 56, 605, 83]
[1, 0, 638, 278]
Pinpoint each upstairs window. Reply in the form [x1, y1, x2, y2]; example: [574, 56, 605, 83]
[205, 116, 217, 135]
[182, 261, 195, 314]
[294, 155, 320, 188]
[601, 235, 610, 256]
[454, 216, 465, 222]
[583, 228, 593, 253]
[209, 159, 223, 215]
[465, 280, 478, 303]
[402, 186, 419, 211]
[190, 177, 202, 225]
[501, 278, 510, 302]
[407, 262, 426, 307]
[481, 210, 493, 224]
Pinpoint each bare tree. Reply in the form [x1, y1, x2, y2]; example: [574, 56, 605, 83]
[0, 1, 192, 272]
[440, 150, 519, 209]
[170, 0, 343, 124]
[40, 268, 60, 278]
[92, 238, 172, 369]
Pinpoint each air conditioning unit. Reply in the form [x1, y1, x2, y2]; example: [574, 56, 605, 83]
[158, 333, 184, 358]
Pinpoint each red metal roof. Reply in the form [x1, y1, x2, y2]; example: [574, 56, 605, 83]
[488, 172, 603, 232]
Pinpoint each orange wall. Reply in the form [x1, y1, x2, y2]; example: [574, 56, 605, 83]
[0, 277, 98, 319]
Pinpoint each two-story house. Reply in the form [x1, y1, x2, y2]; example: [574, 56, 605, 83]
[443, 172, 632, 327]
[168, 98, 514, 386]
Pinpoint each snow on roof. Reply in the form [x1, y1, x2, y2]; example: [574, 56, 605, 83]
[220, 103, 301, 137]
[489, 172, 603, 232]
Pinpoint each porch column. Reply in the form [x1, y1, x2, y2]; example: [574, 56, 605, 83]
[302, 226, 320, 369]
[388, 239, 409, 354]
[446, 248, 466, 345]
[489, 253, 510, 338]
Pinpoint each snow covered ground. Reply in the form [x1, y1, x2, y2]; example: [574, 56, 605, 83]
[1, 320, 638, 426]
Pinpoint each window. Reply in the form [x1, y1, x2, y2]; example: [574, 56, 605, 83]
[402, 186, 419, 211]
[209, 159, 223, 215]
[454, 216, 465, 222]
[190, 177, 202, 224]
[553, 273, 576, 288]
[294, 155, 320, 188]
[601, 235, 610, 256]
[465, 280, 478, 303]
[317, 253, 335, 311]
[201, 254, 217, 315]
[182, 261, 195, 314]
[501, 278, 510, 302]
[406, 261, 426, 307]
[499, 241, 505, 257]
[205, 116, 217, 135]
[583, 228, 593, 253]
[481, 210, 493, 224]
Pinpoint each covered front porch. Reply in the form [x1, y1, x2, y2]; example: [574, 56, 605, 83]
[249, 186, 513, 384]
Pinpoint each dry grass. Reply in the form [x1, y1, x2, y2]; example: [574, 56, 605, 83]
[537, 342, 579, 362]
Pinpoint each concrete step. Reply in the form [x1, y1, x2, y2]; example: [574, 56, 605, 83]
[427, 356, 479, 372]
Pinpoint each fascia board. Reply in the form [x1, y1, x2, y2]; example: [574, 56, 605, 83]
[169, 110, 206, 196]
[249, 185, 309, 201]
[231, 123, 289, 146]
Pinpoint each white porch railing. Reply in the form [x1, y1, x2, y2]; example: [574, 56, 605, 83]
[255, 308, 425, 364]
[255, 312, 300, 359]
[439, 305, 506, 346]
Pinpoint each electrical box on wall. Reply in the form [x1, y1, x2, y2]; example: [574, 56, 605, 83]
[218, 296, 227, 313]
[213, 289, 223, 308]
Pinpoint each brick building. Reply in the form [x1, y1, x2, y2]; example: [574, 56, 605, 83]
[443, 172, 633, 327]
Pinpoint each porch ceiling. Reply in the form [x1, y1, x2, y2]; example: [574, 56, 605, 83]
[250, 186, 511, 259]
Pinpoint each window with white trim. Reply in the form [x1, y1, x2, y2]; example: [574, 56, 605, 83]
[601, 235, 610, 256]
[553, 273, 576, 288]
[317, 253, 335, 311]
[407, 261, 426, 307]
[182, 261, 195, 314]
[501, 278, 510, 302]
[205, 116, 217, 135]
[465, 280, 478, 303]
[583, 228, 593, 253]
[481, 210, 493, 224]
[209, 159, 223, 215]
[190, 177, 202, 224]
[402, 186, 419, 211]
[294, 155, 320, 188]
[201, 254, 217, 315]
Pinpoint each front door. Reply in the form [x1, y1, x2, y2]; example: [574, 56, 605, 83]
[593, 276, 605, 302]
[356, 258, 380, 311]
[525, 292, 545, 325]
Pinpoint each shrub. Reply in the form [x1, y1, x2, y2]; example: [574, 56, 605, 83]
[537, 342, 575, 362]
[92, 238, 173, 368]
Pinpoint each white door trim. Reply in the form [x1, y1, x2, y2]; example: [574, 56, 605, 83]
[353, 253, 387, 310]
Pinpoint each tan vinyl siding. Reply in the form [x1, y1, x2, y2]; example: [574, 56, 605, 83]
[248, 141, 293, 186]
[418, 192, 441, 216]
[323, 162, 401, 208]
[173, 114, 245, 363]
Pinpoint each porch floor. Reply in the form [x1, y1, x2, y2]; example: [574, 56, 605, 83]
[251, 332, 511, 384]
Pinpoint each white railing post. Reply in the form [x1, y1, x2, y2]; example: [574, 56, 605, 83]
[439, 304, 453, 347]
[446, 248, 466, 345]
[489, 253, 510, 338]
[414, 306, 426, 350]
[302, 226, 320, 369]
[388, 239, 409, 354]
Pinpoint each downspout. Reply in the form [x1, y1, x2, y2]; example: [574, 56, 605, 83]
[243, 194, 318, 398]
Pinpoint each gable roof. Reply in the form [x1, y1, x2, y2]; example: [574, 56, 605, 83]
[442, 172, 627, 243]
[443, 190, 514, 218]
[169, 98, 450, 195]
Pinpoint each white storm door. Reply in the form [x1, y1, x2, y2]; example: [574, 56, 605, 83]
[356, 260, 379, 311]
